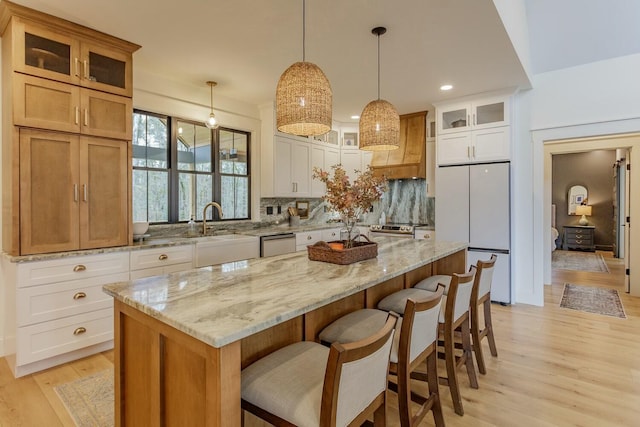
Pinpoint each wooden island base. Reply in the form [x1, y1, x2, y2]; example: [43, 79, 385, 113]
[114, 249, 465, 426]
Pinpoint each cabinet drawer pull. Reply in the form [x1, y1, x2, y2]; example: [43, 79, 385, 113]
[83, 60, 89, 79]
[73, 184, 78, 202]
[73, 292, 87, 300]
[74, 57, 80, 77]
[73, 327, 87, 335]
[307, 235, 312, 240]
[158, 254, 169, 260]
[84, 108, 89, 126]
[75, 106, 80, 125]
[576, 240, 582, 244]
[73, 264, 86, 272]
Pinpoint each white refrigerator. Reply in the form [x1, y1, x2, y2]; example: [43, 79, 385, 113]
[435, 162, 511, 303]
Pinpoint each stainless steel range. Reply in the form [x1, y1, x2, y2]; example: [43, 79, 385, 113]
[369, 223, 422, 238]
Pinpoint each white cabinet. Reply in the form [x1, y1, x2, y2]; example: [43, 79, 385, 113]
[311, 143, 339, 197]
[7, 252, 129, 376]
[340, 150, 372, 176]
[414, 229, 435, 241]
[436, 93, 512, 166]
[296, 230, 323, 251]
[130, 245, 193, 279]
[437, 95, 509, 135]
[321, 228, 341, 242]
[274, 135, 311, 197]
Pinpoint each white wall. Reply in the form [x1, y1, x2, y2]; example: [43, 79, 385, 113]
[133, 67, 263, 221]
[492, 0, 533, 85]
[529, 54, 640, 300]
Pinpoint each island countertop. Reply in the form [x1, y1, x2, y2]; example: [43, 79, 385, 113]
[103, 238, 467, 348]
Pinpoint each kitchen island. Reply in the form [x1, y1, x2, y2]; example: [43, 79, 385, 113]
[103, 237, 467, 426]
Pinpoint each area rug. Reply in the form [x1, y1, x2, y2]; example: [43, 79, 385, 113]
[54, 368, 114, 427]
[560, 284, 626, 319]
[552, 250, 609, 273]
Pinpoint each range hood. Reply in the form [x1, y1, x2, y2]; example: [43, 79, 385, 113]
[370, 111, 427, 180]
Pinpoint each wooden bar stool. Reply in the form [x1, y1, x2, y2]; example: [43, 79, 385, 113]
[319, 286, 446, 427]
[241, 314, 397, 427]
[415, 255, 498, 375]
[386, 270, 478, 416]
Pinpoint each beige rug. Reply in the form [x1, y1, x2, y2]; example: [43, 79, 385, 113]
[560, 284, 626, 319]
[54, 369, 114, 427]
[552, 250, 609, 273]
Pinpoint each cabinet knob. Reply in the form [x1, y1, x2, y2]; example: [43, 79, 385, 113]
[307, 235, 312, 240]
[159, 254, 169, 260]
[73, 264, 86, 272]
[73, 292, 87, 300]
[73, 327, 87, 336]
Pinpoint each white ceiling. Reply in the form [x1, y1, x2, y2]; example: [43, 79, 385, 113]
[12, 0, 640, 124]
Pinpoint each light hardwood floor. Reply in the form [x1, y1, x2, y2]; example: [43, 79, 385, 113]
[1, 252, 638, 426]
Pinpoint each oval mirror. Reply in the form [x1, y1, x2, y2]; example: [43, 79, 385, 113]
[568, 185, 587, 215]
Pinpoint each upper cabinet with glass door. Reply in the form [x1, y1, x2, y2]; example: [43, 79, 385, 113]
[437, 95, 510, 135]
[9, 15, 138, 97]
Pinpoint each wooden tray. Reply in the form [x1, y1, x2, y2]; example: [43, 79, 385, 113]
[307, 236, 377, 265]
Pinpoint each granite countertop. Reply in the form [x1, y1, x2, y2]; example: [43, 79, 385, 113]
[103, 238, 467, 348]
[3, 223, 354, 263]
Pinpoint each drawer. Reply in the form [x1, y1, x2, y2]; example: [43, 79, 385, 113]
[16, 308, 113, 365]
[130, 245, 193, 270]
[296, 230, 322, 246]
[321, 228, 341, 241]
[414, 230, 435, 240]
[16, 272, 126, 326]
[17, 252, 130, 288]
[130, 262, 194, 280]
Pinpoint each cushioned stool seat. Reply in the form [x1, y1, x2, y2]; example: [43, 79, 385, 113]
[414, 274, 452, 293]
[242, 341, 328, 427]
[377, 288, 433, 314]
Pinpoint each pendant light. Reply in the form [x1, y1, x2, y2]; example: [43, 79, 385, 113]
[276, 0, 332, 136]
[359, 27, 399, 151]
[205, 81, 219, 129]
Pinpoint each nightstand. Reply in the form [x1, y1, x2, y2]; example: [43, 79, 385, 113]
[562, 225, 595, 251]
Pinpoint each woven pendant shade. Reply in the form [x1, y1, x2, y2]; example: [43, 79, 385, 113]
[360, 26, 399, 151]
[276, 61, 332, 136]
[359, 99, 400, 151]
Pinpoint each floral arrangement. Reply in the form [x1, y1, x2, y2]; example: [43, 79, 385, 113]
[313, 165, 387, 246]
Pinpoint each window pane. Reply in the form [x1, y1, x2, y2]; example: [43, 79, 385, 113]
[197, 175, 214, 221]
[133, 113, 168, 168]
[178, 121, 211, 172]
[133, 169, 168, 222]
[221, 175, 249, 219]
[219, 129, 248, 175]
[179, 173, 213, 221]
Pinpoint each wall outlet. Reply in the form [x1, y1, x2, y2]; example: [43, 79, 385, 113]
[277, 205, 282, 214]
[266, 206, 274, 215]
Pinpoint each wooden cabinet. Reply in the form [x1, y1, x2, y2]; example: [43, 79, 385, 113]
[435, 93, 512, 166]
[1, 1, 139, 255]
[10, 15, 134, 96]
[19, 130, 128, 255]
[14, 73, 132, 140]
[5, 252, 129, 377]
[563, 226, 595, 251]
[370, 111, 427, 179]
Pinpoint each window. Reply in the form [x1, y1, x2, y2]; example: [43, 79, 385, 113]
[133, 110, 250, 223]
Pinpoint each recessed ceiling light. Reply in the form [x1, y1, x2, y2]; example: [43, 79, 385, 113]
[440, 84, 453, 91]
[351, 115, 360, 120]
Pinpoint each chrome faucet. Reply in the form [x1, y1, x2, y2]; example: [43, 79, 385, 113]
[202, 202, 224, 235]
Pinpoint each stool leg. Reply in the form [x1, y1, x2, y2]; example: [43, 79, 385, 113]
[373, 398, 386, 427]
[461, 317, 479, 389]
[444, 323, 464, 416]
[471, 303, 487, 375]
[427, 350, 445, 427]
[484, 298, 498, 357]
[397, 360, 412, 427]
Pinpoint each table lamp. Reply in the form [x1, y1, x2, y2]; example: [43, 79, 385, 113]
[575, 205, 592, 225]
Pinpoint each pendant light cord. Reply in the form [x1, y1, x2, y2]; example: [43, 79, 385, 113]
[210, 84, 214, 113]
[302, 0, 306, 61]
[377, 32, 380, 100]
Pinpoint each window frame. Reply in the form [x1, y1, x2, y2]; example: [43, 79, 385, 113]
[133, 109, 251, 224]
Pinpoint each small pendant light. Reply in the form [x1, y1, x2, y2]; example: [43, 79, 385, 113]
[359, 27, 399, 151]
[276, 0, 332, 136]
[205, 81, 219, 130]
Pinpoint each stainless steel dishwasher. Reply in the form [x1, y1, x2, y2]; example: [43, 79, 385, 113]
[260, 233, 296, 257]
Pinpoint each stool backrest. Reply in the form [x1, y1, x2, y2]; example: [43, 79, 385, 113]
[447, 269, 477, 322]
[401, 285, 444, 365]
[476, 254, 498, 298]
[321, 314, 397, 427]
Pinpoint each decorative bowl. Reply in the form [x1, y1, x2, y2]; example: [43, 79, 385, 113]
[132, 221, 149, 235]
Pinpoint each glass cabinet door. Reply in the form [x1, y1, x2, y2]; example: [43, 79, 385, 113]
[80, 42, 132, 97]
[16, 21, 80, 85]
[472, 97, 509, 129]
[439, 104, 470, 134]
